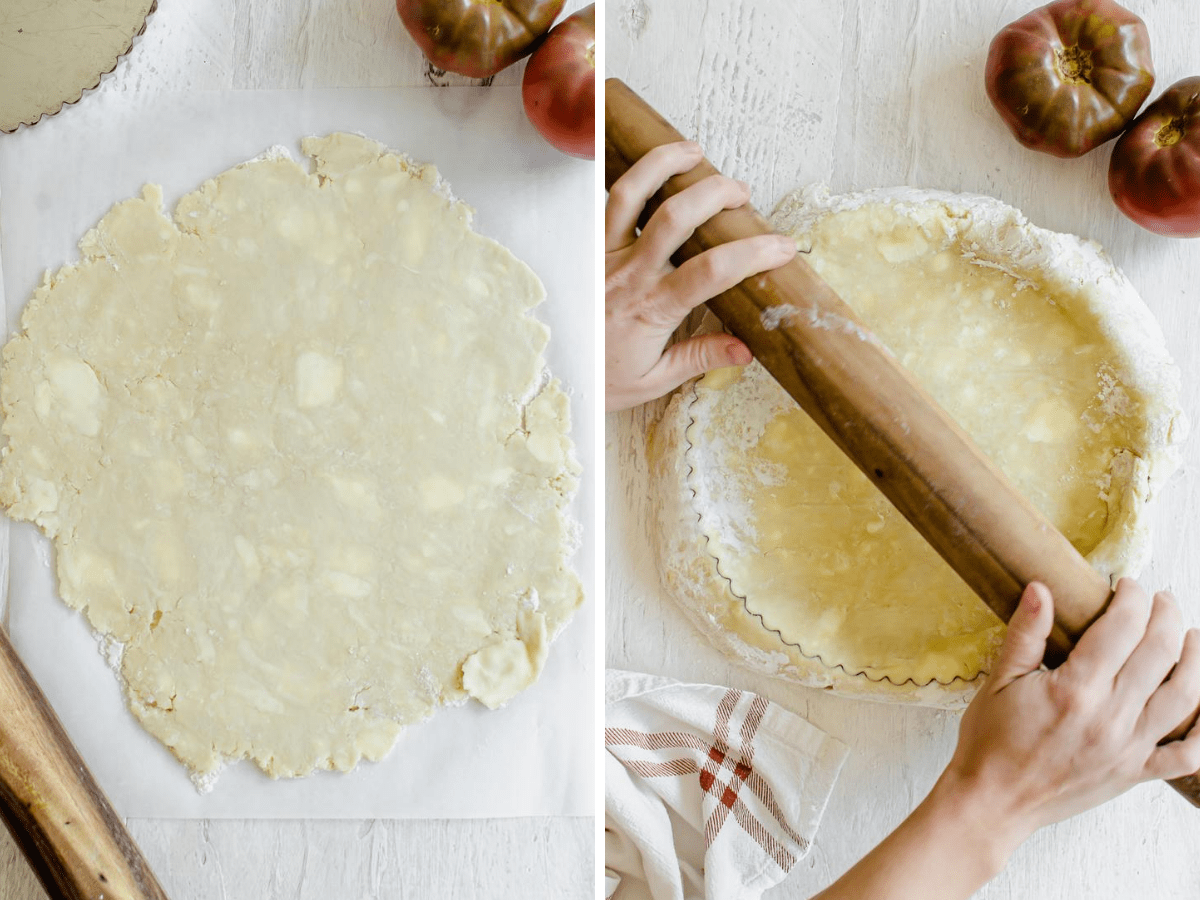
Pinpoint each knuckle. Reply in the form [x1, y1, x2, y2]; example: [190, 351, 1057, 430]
[1185, 658, 1200, 693]
[1171, 652, 1200, 694]
[607, 301, 642, 330]
[643, 144, 673, 165]
[637, 287, 689, 331]
[656, 199, 686, 232]
[680, 340, 713, 372]
[695, 251, 728, 284]
[1048, 675, 1078, 710]
[631, 300, 669, 331]
[605, 281, 655, 326]
[713, 174, 748, 201]
[678, 338, 724, 376]
[1154, 593, 1183, 628]
[1081, 720, 1116, 752]
[1162, 616, 1186, 644]
[1050, 676, 1098, 720]
[654, 141, 691, 164]
[604, 267, 634, 297]
[1149, 629, 1184, 664]
[607, 183, 633, 210]
[1185, 742, 1200, 771]
[1167, 741, 1200, 776]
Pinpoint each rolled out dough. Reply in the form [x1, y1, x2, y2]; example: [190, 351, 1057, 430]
[0, 133, 583, 783]
[651, 186, 1185, 705]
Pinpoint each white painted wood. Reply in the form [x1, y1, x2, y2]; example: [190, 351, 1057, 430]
[0, 0, 594, 897]
[608, 0, 1200, 897]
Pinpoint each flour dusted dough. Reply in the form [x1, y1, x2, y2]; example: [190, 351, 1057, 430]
[0, 133, 583, 781]
[651, 186, 1184, 705]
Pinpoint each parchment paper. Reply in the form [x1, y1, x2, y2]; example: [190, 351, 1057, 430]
[0, 88, 595, 819]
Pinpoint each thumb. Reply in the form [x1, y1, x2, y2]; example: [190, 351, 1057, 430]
[989, 582, 1055, 690]
[643, 334, 752, 398]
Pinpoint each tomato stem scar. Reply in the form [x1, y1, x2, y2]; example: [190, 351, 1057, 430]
[1156, 118, 1185, 148]
[1055, 45, 1094, 84]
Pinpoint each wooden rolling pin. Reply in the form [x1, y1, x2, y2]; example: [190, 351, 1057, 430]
[0, 628, 170, 899]
[605, 77, 1200, 806]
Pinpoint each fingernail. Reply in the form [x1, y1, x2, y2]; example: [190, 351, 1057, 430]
[775, 236, 796, 257]
[728, 342, 753, 366]
[682, 141, 702, 153]
[1024, 582, 1047, 615]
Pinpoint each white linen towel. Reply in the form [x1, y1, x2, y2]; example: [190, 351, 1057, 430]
[604, 670, 847, 900]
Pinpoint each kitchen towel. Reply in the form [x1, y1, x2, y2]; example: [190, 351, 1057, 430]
[604, 670, 848, 900]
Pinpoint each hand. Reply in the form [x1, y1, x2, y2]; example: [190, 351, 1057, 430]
[945, 579, 1200, 855]
[605, 141, 796, 411]
[813, 579, 1200, 900]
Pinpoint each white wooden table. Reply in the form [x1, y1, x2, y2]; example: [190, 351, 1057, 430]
[0, 2, 592, 897]
[608, 1, 1200, 897]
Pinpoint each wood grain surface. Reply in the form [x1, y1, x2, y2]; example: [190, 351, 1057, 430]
[0, 1, 593, 898]
[608, 0, 1200, 897]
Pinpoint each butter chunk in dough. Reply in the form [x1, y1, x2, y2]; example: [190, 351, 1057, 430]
[0, 133, 583, 783]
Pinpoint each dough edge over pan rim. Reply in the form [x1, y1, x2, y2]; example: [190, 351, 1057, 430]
[649, 184, 1188, 709]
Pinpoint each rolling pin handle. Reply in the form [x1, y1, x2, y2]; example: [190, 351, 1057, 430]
[0, 629, 170, 900]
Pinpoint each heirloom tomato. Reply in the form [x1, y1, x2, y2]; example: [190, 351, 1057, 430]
[396, 0, 565, 79]
[522, 4, 595, 158]
[1109, 78, 1200, 237]
[985, 0, 1154, 157]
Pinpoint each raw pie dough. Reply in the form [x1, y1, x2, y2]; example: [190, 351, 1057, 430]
[0, 0, 154, 132]
[651, 186, 1184, 705]
[0, 133, 583, 782]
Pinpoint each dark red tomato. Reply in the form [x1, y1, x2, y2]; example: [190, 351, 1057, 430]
[522, 4, 595, 159]
[985, 0, 1154, 158]
[396, 0, 565, 79]
[1109, 78, 1200, 237]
